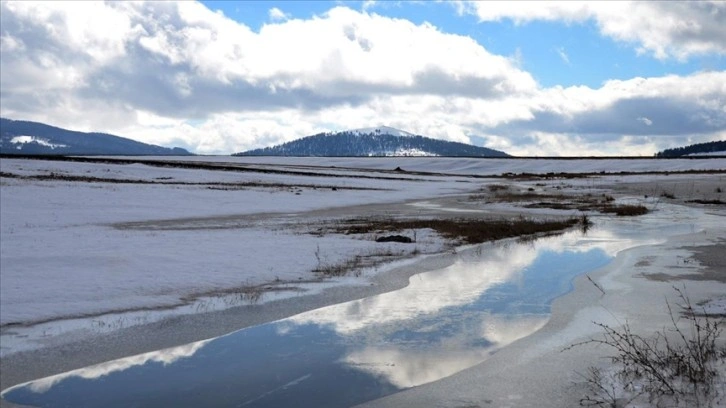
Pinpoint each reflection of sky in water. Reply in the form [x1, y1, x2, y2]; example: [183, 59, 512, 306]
[4, 224, 666, 408]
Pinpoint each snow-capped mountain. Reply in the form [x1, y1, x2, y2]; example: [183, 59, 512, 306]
[0, 118, 191, 156]
[235, 127, 508, 157]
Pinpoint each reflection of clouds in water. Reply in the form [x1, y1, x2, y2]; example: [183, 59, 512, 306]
[19, 338, 212, 394]
[343, 314, 548, 388]
[479, 314, 548, 345]
[344, 347, 488, 389]
[291, 228, 644, 335]
[526, 228, 657, 258]
[291, 245, 533, 334]
[292, 226, 654, 388]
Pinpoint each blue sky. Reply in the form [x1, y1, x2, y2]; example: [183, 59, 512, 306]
[1, 1, 724, 155]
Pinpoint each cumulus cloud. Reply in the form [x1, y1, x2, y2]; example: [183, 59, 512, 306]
[462, 1, 726, 60]
[0, 1, 724, 156]
[499, 72, 726, 136]
[0, 2, 533, 115]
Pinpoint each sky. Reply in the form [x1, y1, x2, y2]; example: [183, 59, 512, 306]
[0, 1, 725, 156]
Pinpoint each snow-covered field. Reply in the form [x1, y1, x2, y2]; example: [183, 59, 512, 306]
[109, 155, 726, 174]
[1, 156, 724, 329]
[0, 157, 472, 327]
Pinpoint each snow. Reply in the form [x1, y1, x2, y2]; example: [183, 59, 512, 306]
[0, 158, 470, 328]
[346, 126, 416, 137]
[122, 156, 726, 175]
[8, 136, 67, 149]
[388, 148, 437, 157]
[687, 150, 726, 156]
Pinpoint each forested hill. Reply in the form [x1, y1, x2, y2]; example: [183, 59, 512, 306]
[655, 140, 726, 157]
[235, 127, 508, 157]
[0, 118, 191, 156]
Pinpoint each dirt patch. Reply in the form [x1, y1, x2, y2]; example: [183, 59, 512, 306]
[642, 239, 726, 283]
[634, 256, 655, 267]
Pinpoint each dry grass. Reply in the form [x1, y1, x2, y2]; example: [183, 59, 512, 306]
[313, 248, 401, 277]
[325, 217, 581, 245]
[600, 204, 649, 216]
[311, 217, 583, 277]
[472, 190, 649, 217]
[488, 184, 510, 192]
[0, 171, 376, 191]
[687, 199, 726, 205]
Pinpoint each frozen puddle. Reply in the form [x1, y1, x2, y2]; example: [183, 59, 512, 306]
[0, 214, 702, 408]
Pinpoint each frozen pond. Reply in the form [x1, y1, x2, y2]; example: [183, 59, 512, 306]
[0, 215, 699, 407]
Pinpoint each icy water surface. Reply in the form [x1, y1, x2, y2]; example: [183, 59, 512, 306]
[1, 216, 698, 408]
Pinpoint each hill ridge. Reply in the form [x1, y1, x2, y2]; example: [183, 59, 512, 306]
[0, 118, 191, 156]
[235, 128, 508, 157]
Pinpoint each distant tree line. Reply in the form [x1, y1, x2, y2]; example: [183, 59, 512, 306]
[655, 140, 726, 158]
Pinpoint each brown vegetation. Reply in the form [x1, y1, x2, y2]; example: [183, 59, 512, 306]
[472, 190, 649, 216]
[321, 217, 581, 245]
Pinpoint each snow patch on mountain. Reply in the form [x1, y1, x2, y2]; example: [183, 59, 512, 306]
[389, 148, 437, 157]
[347, 126, 416, 137]
[9, 136, 67, 149]
[687, 151, 726, 156]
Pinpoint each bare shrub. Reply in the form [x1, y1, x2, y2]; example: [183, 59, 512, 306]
[570, 287, 726, 407]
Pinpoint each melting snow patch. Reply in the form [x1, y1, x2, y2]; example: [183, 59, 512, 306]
[10, 136, 67, 149]
[348, 126, 416, 137]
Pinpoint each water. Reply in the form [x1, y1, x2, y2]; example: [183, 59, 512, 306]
[1, 217, 697, 407]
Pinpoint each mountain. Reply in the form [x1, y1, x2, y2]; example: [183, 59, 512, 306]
[0, 118, 191, 156]
[234, 126, 508, 157]
[655, 140, 726, 158]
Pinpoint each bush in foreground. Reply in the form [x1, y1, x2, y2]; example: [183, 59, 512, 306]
[569, 287, 726, 407]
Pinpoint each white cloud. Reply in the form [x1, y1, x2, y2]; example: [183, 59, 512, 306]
[637, 117, 653, 126]
[555, 46, 570, 65]
[463, 1, 726, 60]
[268, 7, 289, 22]
[361, 0, 377, 12]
